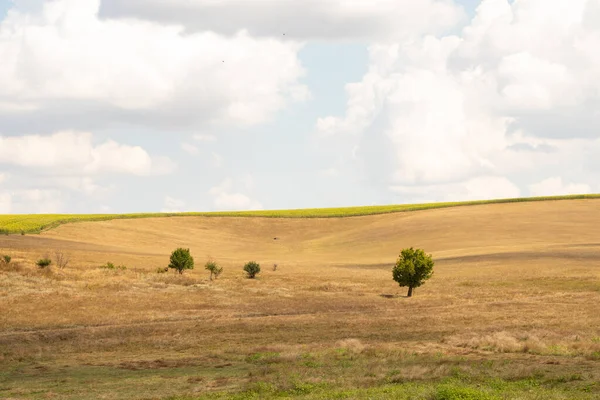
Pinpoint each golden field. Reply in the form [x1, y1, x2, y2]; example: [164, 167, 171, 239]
[1, 198, 600, 399]
[2, 193, 600, 234]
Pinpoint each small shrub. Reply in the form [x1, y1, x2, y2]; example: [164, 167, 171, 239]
[36, 258, 52, 268]
[273, 263, 278, 271]
[205, 260, 223, 281]
[156, 267, 169, 274]
[2, 255, 11, 264]
[244, 261, 261, 279]
[101, 262, 126, 270]
[54, 250, 70, 269]
[168, 248, 194, 275]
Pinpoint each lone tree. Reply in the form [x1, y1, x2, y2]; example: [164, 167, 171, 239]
[392, 247, 434, 297]
[205, 259, 223, 281]
[169, 248, 194, 274]
[243, 261, 260, 279]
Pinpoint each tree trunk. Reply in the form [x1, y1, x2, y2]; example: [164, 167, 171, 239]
[407, 286, 413, 297]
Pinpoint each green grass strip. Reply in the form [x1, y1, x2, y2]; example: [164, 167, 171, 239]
[1, 193, 599, 234]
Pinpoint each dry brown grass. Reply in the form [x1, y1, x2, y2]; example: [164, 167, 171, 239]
[1, 200, 600, 399]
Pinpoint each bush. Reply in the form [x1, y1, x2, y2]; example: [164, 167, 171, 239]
[101, 262, 127, 270]
[36, 258, 52, 268]
[156, 266, 169, 274]
[243, 261, 261, 279]
[2, 255, 11, 264]
[54, 250, 70, 269]
[205, 260, 223, 281]
[392, 247, 434, 297]
[168, 248, 194, 274]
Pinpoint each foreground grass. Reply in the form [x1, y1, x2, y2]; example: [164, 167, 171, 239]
[2, 344, 598, 400]
[2, 193, 600, 234]
[184, 378, 599, 400]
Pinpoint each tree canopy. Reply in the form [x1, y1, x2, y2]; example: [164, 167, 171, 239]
[392, 247, 434, 297]
[169, 248, 194, 274]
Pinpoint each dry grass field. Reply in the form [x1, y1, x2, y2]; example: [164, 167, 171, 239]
[1, 199, 600, 399]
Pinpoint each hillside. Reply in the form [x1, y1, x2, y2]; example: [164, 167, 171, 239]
[1, 193, 600, 234]
[1, 198, 600, 399]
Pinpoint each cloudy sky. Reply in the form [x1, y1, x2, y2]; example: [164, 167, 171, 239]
[0, 0, 598, 214]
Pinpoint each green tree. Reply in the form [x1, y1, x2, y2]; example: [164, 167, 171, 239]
[243, 261, 260, 279]
[392, 247, 434, 297]
[169, 248, 194, 274]
[205, 259, 223, 281]
[2, 255, 11, 264]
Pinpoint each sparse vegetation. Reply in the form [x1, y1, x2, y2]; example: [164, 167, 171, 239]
[101, 262, 127, 270]
[54, 250, 70, 269]
[36, 258, 52, 268]
[392, 247, 434, 297]
[205, 259, 223, 281]
[169, 248, 194, 274]
[244, 261, 261, 279]
[2, 255, 11, 264]
[1, 198, 600, 399]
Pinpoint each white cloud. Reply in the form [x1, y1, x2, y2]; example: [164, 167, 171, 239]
[193, 134, 217, 142]
[181, 142, 199, 155]
[213, 192, 263, 211]
[0, 172, 7, 183]
[0, 0, 308, 132]
[5, 188, 66, 213]
[211, 152, 223, 168]
[317, 0, 600, 199]
[242, 174, 254, 190]
[529, 177, 591, 197]
[497, 52, 577, 110]
[208, 178, 262, 211]
[0, 192, 11, 213]
[162, 196, 185, 213]
[99, 0, 465, 41]
[320, 167, 339, 178]
[0, 131, 175, 176]
[390, 176, 521, 203]
[51, 176, 114, 196]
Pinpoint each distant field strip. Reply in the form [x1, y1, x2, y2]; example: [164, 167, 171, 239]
[1, 194, 600, 234]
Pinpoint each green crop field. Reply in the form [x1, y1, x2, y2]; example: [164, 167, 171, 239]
[1, 193, 600, 234]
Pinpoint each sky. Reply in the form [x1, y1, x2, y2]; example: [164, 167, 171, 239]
[0, 0, 599, 214]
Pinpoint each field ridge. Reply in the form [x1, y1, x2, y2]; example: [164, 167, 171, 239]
[1, 193, 599, 234]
